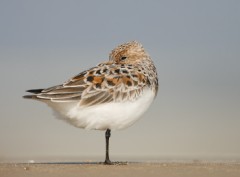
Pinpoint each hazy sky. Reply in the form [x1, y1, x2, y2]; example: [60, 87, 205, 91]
[0, 0, 240, 162]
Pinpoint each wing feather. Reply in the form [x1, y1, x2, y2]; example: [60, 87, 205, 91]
[80, 91, 113, 107]
[24, 63, 147, 106]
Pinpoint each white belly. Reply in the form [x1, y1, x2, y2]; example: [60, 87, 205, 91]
[45, 89, 155, 130]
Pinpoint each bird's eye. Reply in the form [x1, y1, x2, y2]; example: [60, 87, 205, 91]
[121, 56, 127, 60]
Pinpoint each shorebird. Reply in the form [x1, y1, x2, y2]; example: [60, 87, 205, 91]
[23, 41, 158, 164]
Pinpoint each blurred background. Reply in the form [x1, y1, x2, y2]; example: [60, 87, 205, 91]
[0, 0, 239, 162]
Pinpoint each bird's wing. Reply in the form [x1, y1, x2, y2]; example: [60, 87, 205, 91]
[26, 63, 148, 107]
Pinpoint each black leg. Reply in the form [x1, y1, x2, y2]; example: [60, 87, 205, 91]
[104, 129, 112, 165]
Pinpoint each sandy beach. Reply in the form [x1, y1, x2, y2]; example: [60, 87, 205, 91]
[1, 162, 240, 177]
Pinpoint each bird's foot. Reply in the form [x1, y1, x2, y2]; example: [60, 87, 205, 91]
[103, 160, 128, 165]
[104, 159, 113, 165]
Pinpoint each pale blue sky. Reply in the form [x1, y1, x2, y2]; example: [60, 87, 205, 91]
[0, 0, 240, 162]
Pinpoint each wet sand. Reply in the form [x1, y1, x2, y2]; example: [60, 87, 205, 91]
[1, 162, 240, 177]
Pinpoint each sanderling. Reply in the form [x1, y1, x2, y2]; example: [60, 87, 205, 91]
[23, 41, 158, 164]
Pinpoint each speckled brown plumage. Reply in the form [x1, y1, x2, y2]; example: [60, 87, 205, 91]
[24, 41, 158, 107]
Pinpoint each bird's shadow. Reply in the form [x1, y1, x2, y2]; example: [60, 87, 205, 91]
[33, 161, 133, 165]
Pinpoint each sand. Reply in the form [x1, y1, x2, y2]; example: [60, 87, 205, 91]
[1, 162, 240, 177]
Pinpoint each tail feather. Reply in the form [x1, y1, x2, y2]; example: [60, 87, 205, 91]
[23, 95, 38, 99]
[23, 89, 44, 99]
[26, 89, 44, 94]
